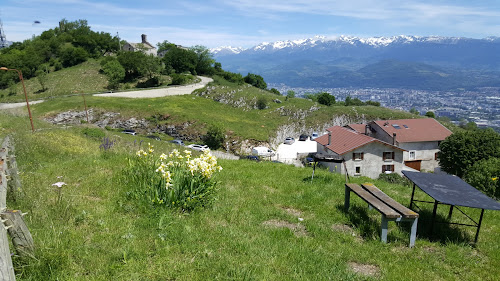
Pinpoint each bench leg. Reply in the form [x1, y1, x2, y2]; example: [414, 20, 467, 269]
[381, 215, 388, 243]
[344, 185, 351, 212]
[409, 217, 418, 248]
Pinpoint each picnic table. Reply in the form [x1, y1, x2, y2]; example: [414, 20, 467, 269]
[403, 171, 500, 243]
[345, 183, 419, 247]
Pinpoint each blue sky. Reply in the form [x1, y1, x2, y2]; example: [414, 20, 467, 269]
[2, 0, 500, 48]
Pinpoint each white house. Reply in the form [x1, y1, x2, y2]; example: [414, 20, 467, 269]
[123, 34, 157, 56]
[315, 126, 408, 179]
[346, 118, 452, 172]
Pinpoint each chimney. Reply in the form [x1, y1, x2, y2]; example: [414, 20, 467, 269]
[393, 133, 397, 145]
[328, 132, 332, 145]
[141, 34, 147, 43]
[365, 124, 370, 136]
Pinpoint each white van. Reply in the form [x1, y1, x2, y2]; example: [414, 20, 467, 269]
[251, 147, 275, 157]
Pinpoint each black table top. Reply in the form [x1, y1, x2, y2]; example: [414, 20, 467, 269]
[403, 171, 500, 210]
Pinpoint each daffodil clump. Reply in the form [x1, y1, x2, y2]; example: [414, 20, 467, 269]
[126, 143, 222, 210]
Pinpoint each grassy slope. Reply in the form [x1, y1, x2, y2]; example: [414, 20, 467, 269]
[28, 79, 417, 142]
[0, 59, 108, 102]
[0, 113, 499, 280]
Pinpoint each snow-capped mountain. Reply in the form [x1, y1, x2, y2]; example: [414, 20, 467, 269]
[211, 35, 496, 56]
[209, 46, 244, 55]
[211, 35, 500, 90]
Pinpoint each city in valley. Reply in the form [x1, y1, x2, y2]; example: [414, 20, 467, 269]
[272, 84, 500, 130]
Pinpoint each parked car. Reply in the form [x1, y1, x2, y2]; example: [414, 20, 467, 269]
[187, 144, 209, 152]
[299, 134, 309, 141]
[251, 146, 275, 157]
[170, 139, 185, 146]
[284, 137, 295, 145]
[311, 132, 319, 140]
[146, 135, 161, 141]
[245, 155, 260, 161]
[122, 129, 136, 136]
[302, 157, 314, 166]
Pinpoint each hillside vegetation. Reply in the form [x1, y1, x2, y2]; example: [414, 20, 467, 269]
[0, 113, 499, 280]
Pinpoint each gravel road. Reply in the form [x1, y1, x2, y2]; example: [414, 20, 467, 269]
[93, 76, 213, 98]
[0, 76, 213, 109]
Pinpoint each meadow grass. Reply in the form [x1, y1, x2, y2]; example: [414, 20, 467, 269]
[1, 113, 499, 280]
[0, 59, 108, 103]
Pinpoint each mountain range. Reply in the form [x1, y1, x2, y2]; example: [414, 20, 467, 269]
[211, 36, 500, 90]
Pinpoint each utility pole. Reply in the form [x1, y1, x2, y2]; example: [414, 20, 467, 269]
[117, 32, 121, 51]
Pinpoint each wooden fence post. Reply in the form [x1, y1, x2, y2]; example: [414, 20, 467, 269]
[1, 211, 34, 259]
[0, 137, 15, 280]
[5, 137, 21, 201]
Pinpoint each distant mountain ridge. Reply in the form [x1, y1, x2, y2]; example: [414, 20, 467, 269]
[211, 35, 500, 90]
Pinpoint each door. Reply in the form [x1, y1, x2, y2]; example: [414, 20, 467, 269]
[405, 160, 421, 171]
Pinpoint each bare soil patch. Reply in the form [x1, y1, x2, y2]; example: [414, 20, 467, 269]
[262, 219, 308, 237]
[281, 206, 302, 217]
[348, 262, 380, 277]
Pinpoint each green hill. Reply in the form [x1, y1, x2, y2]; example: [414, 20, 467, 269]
[0, 59, 108, 102]
[0, 114, 498, 280]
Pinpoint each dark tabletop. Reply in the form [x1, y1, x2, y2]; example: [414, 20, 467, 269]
[403, 171, 500, 210]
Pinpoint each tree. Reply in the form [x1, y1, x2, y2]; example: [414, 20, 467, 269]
[102, 59, 125, 89]
[142, 55, 162, 79]
[286, 90, 295, 99]
[163, 47, 197, 74]
[317, 92, 336, 106]
[409, 107, 419, 115]
[157, 40, 177, 53]
[425, 111, 436, 118]
[463, 158, 500, 199]
[269, 88, 280, 95]
[244, 73, 267, 89]
[117, 51, 147, 78]
[35, 69, 48, 92]
[191, 45, 215, 75]
[438, 128, 500, 178]
[60, 45, 89, 67]
[204, 123, 225, 150]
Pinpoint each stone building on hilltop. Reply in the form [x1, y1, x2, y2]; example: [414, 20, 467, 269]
[123, 34, 157, 56]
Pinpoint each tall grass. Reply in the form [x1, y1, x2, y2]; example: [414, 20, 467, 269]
[0, 112, 498, 280]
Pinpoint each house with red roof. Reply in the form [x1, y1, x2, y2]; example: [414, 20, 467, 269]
[315, 126, 409, 178]
[347, 118, 452, 172]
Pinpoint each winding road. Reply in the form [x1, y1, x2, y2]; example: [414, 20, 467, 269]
[0, 76, 213, 109]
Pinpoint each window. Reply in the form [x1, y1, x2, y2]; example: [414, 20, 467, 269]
[355, 166, 361, 175]
[382, 165, 395, 173]
[383, 152, 394, 161]
[392, 124, 401, 129]
[403, 124, 409, 129]
[409, 151, 416, 160]
[353, 152, 364, 161]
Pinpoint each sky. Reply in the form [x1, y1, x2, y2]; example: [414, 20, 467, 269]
[2, 0, 500, 48]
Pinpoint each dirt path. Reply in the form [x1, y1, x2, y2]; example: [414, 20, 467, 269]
[0, 100, 45, 110]
[93, 76, 213, 98]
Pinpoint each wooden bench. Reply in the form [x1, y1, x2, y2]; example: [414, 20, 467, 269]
[345, 183, 419, 247]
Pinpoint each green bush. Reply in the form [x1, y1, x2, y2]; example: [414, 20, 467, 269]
[464, 158, 500, 199]
[204, 123, 225, 150]
[124, 145, 222, 210]
[256, 97, 268, 110]
[170, 73, 189, 85]
[317, 92, 336, 106]
[378, 173, 410, 186]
